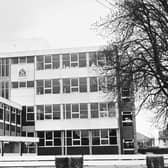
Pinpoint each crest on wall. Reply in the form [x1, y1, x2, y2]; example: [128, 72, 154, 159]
[18, 68, 26, 77]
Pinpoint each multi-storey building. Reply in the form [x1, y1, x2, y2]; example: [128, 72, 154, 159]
[0, 46, 136, 155]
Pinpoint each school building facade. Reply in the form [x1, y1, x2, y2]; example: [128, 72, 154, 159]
[0, 46, 136, 155]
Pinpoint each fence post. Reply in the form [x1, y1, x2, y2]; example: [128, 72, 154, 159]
[146, 155, 164, 168]
[55, 156, 83, 168]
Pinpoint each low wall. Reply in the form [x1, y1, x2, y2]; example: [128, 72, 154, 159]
[0, 154, 167, 167]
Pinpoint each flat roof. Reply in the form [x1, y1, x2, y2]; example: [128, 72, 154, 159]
[0, 97, 22, 110]
[0, 136, 39, 143]
[0, 45, 106, 58]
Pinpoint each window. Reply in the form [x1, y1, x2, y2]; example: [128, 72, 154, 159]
[72, 104, 79, 118]
[65, 130, 89, 147]
[26, 106, 34, 122]
[63, 79, 70, 93]
[44, 80, 52, 94]
[11, 108, 16, 123]
[79, 53, 86, 67]
[122, 88, 130, 97]
[63, 103, 88, 119]
[19, 57, 26, 63]
[66, 131, 72, 146]
[63, 53, 87, 68]
[27, 132, 34, 137]
[79, 78, 87, 92]
[62, 54, 70, 68]
[52, 79, 60, 94]
[37, 56, 44, 70]
[109, 129, 117, 145]
[71, 53, 78, 67]
[92, 130, 100, 145]
[11, 57, 18, 64]
[16, 111, 21, 125]
[0, 106, 3, 120]
[12, 82, 18, 88]
[91, 103, 98, 118]
[5, 108, 10, 122]
[99, 103, 108, 118]
[89, 52, 97, 66]
[54, 131, 61, 146]
[52, 54, 60, 69]
[92, 129, 117, 146]
[0, 58, 9, 77]
[63, 104, 71, 119]
[0, 81, 9, 99]
[72, 130, 80, 146]
[45, 131, 53, 146]
[45, 105, 52, 119]
[101, 129, 109, 145]
[123, 139, 134, 149]
[38, 132, 45, 146]
[63, 78, 87, 93]
[122, 111, 133, 126]
[108, 102, 116, 117]
[97, 52, 106, 66]
[81, 130, 89, 145]
[80, 103, 88, 118]
[27, 81, 34, 88]
[90, 77, 98, 92]
[71, 78, 78, 92]
[37, 105, 44, 120]
[27, 56, 34, 63]
[19, 81, 26, 88]
[53, 104, 60, 119]
[36, 80, 44, 95]
[45, 55, 52, 69]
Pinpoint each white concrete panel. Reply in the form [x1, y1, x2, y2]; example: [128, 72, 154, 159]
[11, 88, 34, 105]
[11, 64, 35, 81]
[35, 92, 115, 105]
[35, 67, 100, 79]
[35, 118, 118, 131]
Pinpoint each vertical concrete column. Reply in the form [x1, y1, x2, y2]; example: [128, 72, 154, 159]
[146, 156, 164, 168]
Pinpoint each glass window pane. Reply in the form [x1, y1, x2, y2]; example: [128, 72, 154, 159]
[90, 77, 98, 92]
[53, 79, 60, 94]
[19, 82, 26, 88]
[37, 56, 44, 70]
[27, 81, 34, 88]
[45, 55, 51, 63]
[36, 80, 44, 94]
[91, 103, 98, 118]
[79, 78, 87, 92]
[27, 56, 34, 63]
[53, 104, 60, 119]
[11, 58, 18, 64]
[80, 103, 88, 118]
[79, 53, 86, 67]
[19, 57, 26, 63]
[12, 82, 18, 88]
[89, 52, 97, 66]
[37, 105, 44, 120]
[63, 79, 70, 93]
[101, 129, 108, 138]
[46, 131, 52, 139]
[52, 55, 60, 69]
[63, 54, 70, 68]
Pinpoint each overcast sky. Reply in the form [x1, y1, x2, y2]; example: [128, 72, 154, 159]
[0, 0, 159, 139]
[0, 0, 109, 50]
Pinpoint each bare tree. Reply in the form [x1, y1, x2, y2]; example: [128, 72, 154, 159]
[97, 0, 168, 128]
